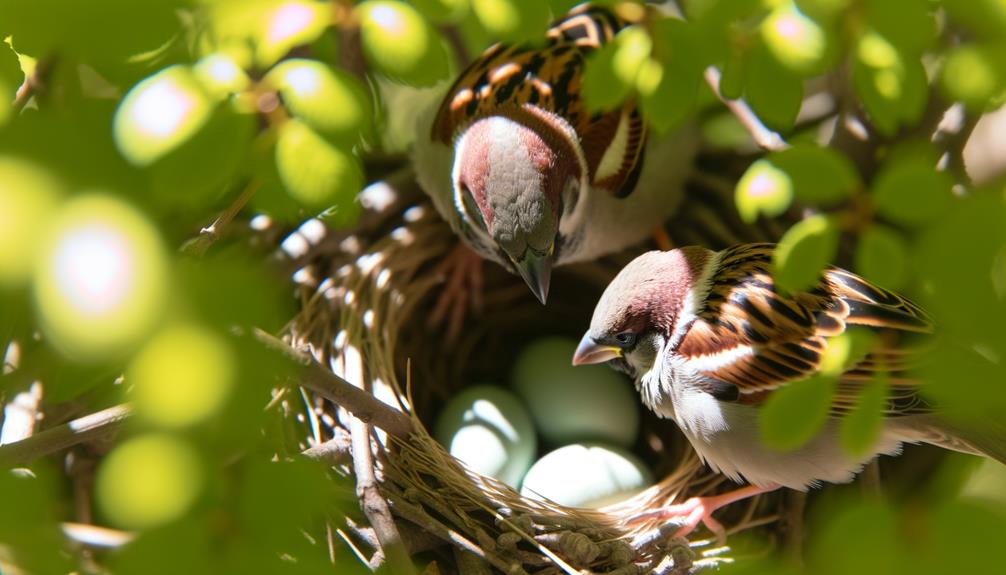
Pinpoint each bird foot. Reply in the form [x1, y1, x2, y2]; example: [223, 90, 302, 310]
[628, 484, 777, 543]
[428, 243, 484, 343]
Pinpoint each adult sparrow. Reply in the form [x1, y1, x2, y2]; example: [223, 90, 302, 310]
[414, 4, 695, 304]
[573, 243, 1006, 537]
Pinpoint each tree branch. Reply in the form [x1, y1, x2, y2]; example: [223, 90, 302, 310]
[0, 404, 131, 467]
[251, 329, 413, 440]
[181, 180, 260, 257]
[704, 66, 790, 152]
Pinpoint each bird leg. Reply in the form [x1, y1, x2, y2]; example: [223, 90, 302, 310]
[630, 483, 779, 542]
[428, 242, 484, 342]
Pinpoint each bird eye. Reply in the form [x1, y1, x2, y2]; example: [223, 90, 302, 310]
[614, 332, 636, 347]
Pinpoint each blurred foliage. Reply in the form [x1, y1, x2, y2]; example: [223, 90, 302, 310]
[0, 0, 1004, 574]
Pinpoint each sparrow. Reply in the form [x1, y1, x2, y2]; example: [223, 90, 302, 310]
[573, 243, 1006, 536]
[413, 3, 696, 304]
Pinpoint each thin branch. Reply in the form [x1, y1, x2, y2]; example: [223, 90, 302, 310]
[251, 329, 413, 440]
[0, 404, 131, 467]
[350, 409, 415, 574]
[704, 66, 790, 152]
[181, 180, 260, 257]
[302, 431, 353, 464]
[12, 57, 55, 113]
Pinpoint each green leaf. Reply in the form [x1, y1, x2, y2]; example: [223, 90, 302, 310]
[853, 30, 928, 136]
[744, 44, 803, 131]
[717, 42, 747, 100]
[819, 328, 875, 376]
[864, 0, 935, 56]
[114, 66, 214, 167]
[265, 59, 373, 145]
[583, 26, 652, 113]
[944, 0, 1006, 40]
[471, 0, 551, 44]
[808, 500, 901, 575]
[254, 0, 330, 68]
[192, 52, 251, 99]
[639, 19, 701, 132]
[358, 0, 451, 86]
[275, 119, 364, 214]
[769, 144, 859, 204]
[871, 156, 953, 227]
[760, 1, 831, 76]
[855, 224, 908, 290]
[410, 0, 470, 24]
[773, 214, 839, 292]
[940, 44, 1006, 112]
[0, 40, 24, 123]
[839, 372, 888, 458]
[735, 159, 794, 223]
[760, 374, 836, 451]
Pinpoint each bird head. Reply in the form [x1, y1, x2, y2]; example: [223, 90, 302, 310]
[451, 108, 586, 304]
[572, 248, 713, 376]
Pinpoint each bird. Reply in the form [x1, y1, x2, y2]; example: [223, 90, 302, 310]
[413, 3, 696, 309]
[572, 243, 1006, 537]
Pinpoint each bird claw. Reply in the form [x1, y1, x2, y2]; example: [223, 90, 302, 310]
[428, 243, 484, 343]
[627, 484, 776, 545]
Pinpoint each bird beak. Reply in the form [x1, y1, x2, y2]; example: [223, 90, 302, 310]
[572, 333, 622, 366]
[513, 251, 553, 305]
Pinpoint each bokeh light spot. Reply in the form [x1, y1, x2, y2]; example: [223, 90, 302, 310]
[96, 434, 202, 530]
[129, 323, 236, 428]
[34, 194, 168, 360]
[0, 157, 62, 285]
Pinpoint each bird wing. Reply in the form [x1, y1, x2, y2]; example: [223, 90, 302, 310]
[429, 4, 647, 197]
[675, 243, 934, 415]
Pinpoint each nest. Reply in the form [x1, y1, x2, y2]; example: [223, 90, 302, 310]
[279, 174, 784, 574]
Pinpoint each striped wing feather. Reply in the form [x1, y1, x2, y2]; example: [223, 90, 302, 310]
[675, 244, 934, 415]
[430, 4, 646, 196]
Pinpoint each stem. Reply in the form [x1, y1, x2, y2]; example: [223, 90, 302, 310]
[704, 66, 790, 152]
[181, 180, 260, 257]
[0, 404, 132, 467]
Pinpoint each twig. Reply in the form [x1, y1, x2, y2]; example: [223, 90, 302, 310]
[181, 180, 261, 257]
[782, 490, 806, 567]
[349, 412, 415, 574]
[251, 329, 413, 440]
[0, 404, 131, 467]
[12, 57, 55, 113]
[302, 431, 353, 464]
[704, 66, 790, 152]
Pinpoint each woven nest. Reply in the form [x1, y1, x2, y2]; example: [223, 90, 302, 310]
[279, 171, 785, 574]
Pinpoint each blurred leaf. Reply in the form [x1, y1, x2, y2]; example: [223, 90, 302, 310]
[178, 253, 293, 332]
[0, 40, 23, 122]
[717, 42, 746, 100]
[1, 0, 185, 75]
[701, 111, 752, 149]
[915, 500, 1006, 575]
[114, 66, 215, 167]
[807, 499, 901, 575]
[735, 159, 794, 223]
[744, 44, 803, 131]
[773, 214, 839, 292]
[819, 328, 875, 376]
[795, 0, 851, 21]
[769, 144, 859, 205]
[760, 1, 831, 76]
[275, 119, 364, 214]
[839, 372, 888, 458]
[265, 59, 373, 145]
[255, 1, 331, 68]
[357, 0, 451, 86]
[96, 433, 204, 529]
[583, 26, 652, 113]
[471, 0, 550, 44]
[855, 224, 908, 290]
[238, 457, 337, 548]
[760, 374, 836, 451]
[864, 0, 935, 56]
[871, 155, 952, 227]
[148, 101, 256, 209]
[193, 53, 252, 99]
[940, 44, 1006, 112]
[640, 18, 701, 133]
[0, 157, 63, 286]
[944, 0, 1006, 39]
[0, 468, 72, 574]
[110, 519, 212, 575]
[853, 30, 927, 136]
[410, 0, 470, 24]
